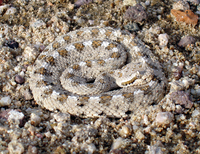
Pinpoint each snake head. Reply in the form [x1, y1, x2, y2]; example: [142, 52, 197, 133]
[112, 61, 154, 87]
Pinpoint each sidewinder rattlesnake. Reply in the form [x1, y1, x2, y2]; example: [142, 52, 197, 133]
[29, 26, 166, 118]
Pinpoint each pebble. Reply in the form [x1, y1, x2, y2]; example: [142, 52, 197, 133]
[169, 77, 195, 91]
[6, 40, 19, 49]
[119, 125, 131, 138]
[168, 91, 193, 109]
[8, 140, 24, 154]
[171, 9, 198, 26]
[53, 112, 70, 122]
[21, 89, 33, 100]
[4, 7, 16, 16]
[147, 145, 163, 154]
[135, 130, 145, 141]
[188, 0, 200, 5]
[111, 137, 124, 150]
[27, 146, 38, 154]
[191, 85, 200, 98]
[0, 96, 11, 106]
[158, 33, 169, 47]
[192, 109, 200, 117]
[172, 65, 183, 80]
[30, 113, 41, 126]
[123, 0, 138, 6]
[74, 0, 93, 8]
[0, 4, 9, 15]
[172, 1, 190, 11]
[23, 46, 40, 61]
[124, 4, 147, 22]
[155, 112, 174, 125]
[15, 75, 25, 84]
[178, 36, 195, 47]
[7, 109, 25, 126]
[29, 19, 46, 32]
[124, 22, 139, 32]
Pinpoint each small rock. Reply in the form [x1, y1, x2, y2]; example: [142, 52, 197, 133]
[124, 22, 139, 32]
[23, 46, 40, 61]
[135, 130, 145, 141]
[119, 125, 131, 138]
[123, 0, 138, 6]
[110, 149, 126, 154]
[0, 96, 11, 106]
[169, 91, 193, 108]
[188, 0, 200, 5]
[111, 137, 124, 150]
[8, 140, 24, 154]
[158, 33, 169, 47]
[178, 36, 195, 47]
[192, 109, 200, 117]
[191, 85, 200, 98]
[7, 109, 25, 126]
[124, 4, 147, 22]
[29, 19, 46, 32]
[148, 145, 164, 154]
[27, 145, 38, 154]
[81, 143, 96, 154]
[21, 89, 33, 101]
[15, 75, 25, 84]
[173, 1, 190, 11]
[30, 113, 41, 126]
[53, 146, 66, 154]
[171, 9, 198, 26]
[74, 0, 93, 8]
[53, 112, 70, 122]
[0, 4, 9, 15]
[4, 7, 16, 15]
[155, 112, 174, 125]
[172, 65, 183, 80]
[6, 40, 19, 49]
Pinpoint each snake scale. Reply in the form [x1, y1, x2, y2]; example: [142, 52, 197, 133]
[29, 27, 166, 118]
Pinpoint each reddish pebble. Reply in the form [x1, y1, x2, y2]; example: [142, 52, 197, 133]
[15, 75, 25, 84]
[171, 9, 198, 26]
[124, 4, 147, 22]
[173, 65, 183, 80]
[178, 36, 195, 47]
[169, 91, 193, 108]
[74, 0, 93, 8]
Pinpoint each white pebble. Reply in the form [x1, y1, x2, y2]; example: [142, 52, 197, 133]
[111, 137, 124, 150]
[30, 113, 41, 126]
[123, 0, 138, 6]
[135, 130, 145, 141]
[0, 5, 9, 15]
[119, 125, 131, 138]
[4, 7, 17, 15]
[192, 109, 200, 117]
[172, 1, 190, 11]
[8, 110, 24, 126]
[147, 145, 163, 154]
[155, 112, 174, 125]
[0, 96, 11, 106]
[23, 46, 40, 61]
[53, 112, 70, 122]
[158, 33, 169, 47]
[29, 19, 46, 32]
[8, 140, 24, 154]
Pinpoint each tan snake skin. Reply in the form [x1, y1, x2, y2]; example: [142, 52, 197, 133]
[29, 27, 166, 117]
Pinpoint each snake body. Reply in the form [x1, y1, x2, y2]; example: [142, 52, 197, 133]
[29, 27, 166, 117]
